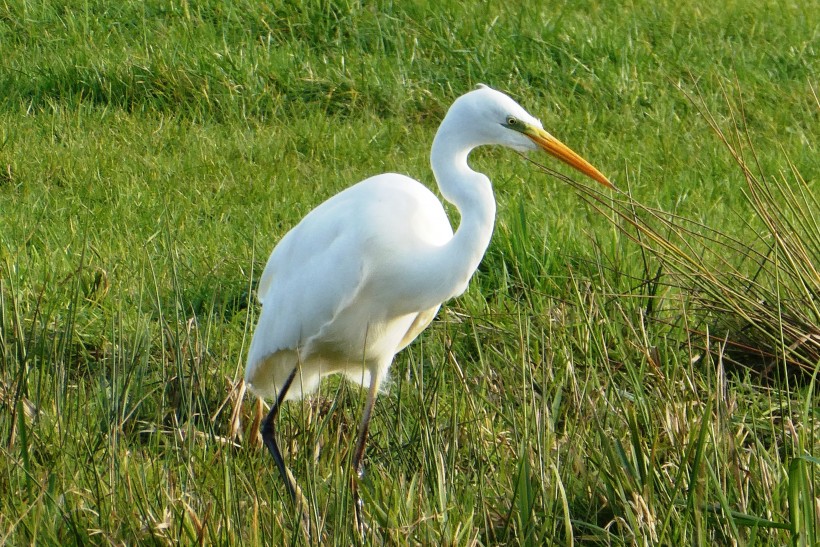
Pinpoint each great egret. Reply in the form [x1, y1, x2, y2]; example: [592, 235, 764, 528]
[245, 84, 613, 533]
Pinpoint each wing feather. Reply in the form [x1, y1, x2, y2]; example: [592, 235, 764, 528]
[245, 173, 453, 399]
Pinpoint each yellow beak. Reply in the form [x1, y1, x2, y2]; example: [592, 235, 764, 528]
[524, 126, 614, 189]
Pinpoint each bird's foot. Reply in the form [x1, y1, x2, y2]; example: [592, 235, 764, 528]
[353, 495, 371, 540]
[298, 506, 312, 543]
[351, 466, 372, 540]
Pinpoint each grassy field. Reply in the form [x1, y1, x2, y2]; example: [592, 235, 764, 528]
[1, 0, 818, 544]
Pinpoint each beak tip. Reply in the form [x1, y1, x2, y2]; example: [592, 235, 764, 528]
[591, 171, 615, 190]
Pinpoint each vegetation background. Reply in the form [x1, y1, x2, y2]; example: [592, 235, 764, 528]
[0, 0, 817, 544]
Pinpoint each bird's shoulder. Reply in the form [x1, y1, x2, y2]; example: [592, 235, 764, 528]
[292, 173, 450, 244]
[256, 173, 450, 303]
[342, 173, 441, 209]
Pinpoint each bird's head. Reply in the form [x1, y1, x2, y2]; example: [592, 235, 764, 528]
[446, 84, 614, 189]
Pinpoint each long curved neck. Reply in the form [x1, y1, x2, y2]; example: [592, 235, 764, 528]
[426, 122, 497, 300]
[382, 119, 498, 316]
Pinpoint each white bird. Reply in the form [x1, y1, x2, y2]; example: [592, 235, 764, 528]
[245, 84, 613, 533]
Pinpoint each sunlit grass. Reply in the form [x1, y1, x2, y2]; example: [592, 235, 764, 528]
[1, 0, 818, 544]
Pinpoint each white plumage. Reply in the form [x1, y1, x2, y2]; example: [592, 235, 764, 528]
[244, 84, 612, 534]
[246, 174, 453, 400]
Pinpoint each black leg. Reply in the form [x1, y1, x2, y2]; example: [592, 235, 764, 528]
[261, 366, 299, 501]
[261, 367, 310, 543]
[351, 375, 380, 537]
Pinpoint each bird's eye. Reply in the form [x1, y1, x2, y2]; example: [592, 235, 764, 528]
[506, 116, 517, 126]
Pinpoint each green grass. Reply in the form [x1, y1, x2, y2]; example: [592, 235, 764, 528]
[1, 0, 818, 544]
